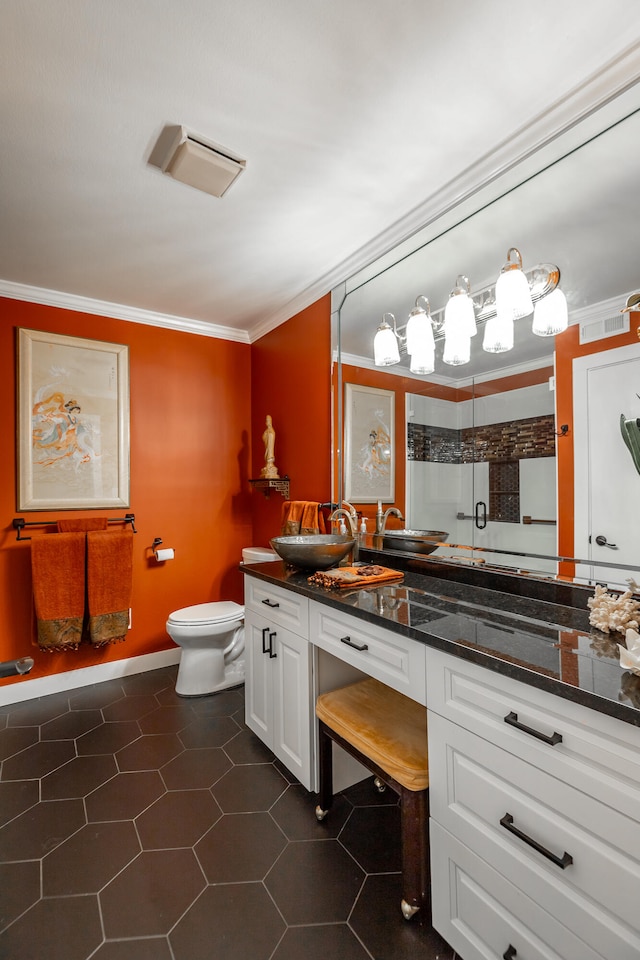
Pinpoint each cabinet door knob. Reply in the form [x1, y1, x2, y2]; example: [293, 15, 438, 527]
[262, 598, 280, 608]
[500, 812, 573, 869]
[261, 627, 270, 654]
[504, 711, 562, 746]
[268, 631, 277, 658]
[503, 947, 517, 960]
[340, 635, 369, 652]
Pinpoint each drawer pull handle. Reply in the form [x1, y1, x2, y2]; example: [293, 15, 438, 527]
[504, 711, 562, 746]
[261, 627, 270, 654]
[500, 813, 573, 870]
[268, 631, 277, 659]
[261, 599, 280, 609]
[340, 635, 369, 652]
[503, 947, 517, 960]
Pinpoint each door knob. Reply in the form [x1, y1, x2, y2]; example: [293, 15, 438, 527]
[595, 535, 617, 548]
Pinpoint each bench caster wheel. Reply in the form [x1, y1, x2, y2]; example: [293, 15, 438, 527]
[401, 900, 419, 920]
[373, 777, 387, 793]
[315, 805, 329, 822]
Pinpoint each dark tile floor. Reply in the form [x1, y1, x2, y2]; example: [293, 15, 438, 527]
[0, 666, 457, 960]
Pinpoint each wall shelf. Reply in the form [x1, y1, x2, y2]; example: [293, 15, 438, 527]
[249, 476, 290, 499]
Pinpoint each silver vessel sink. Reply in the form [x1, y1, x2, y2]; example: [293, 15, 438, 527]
[381, 529, 448, 555]
[270, 534, 355, 569]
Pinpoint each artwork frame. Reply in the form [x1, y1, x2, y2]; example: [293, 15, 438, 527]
[17, 328, 130, 511]
[344, 383, 395, 503]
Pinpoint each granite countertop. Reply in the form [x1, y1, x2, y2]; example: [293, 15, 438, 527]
[243, 557, 640, 728]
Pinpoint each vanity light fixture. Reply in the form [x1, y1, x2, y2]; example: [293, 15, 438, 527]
[495, 247, 534, 319]
[443, 276, 475, 366]
[531, 287, 569, 336]
[373, 313, 401, 366]
[371, 251, 564, 373]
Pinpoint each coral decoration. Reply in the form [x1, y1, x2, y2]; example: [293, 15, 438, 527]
[587, 584, 640, 634]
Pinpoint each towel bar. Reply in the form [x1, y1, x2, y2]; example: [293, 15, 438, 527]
[12, 513, 137, 541]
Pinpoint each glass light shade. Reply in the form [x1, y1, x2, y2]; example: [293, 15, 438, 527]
[443, 326, 471, 365]
[444, 289, 476, 337]
[532, 288, 569, 336]
[406, 307, 435, 355]
[495, 266, 534, 319]
[409, 345, 435, 375]
[373, 323, 400, 365]
[483, 312, 514, 353]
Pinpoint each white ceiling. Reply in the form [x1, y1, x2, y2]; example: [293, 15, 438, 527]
[1, 1, 639, 343]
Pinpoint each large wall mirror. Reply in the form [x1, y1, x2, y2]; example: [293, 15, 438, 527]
[332, 89, 640, 589]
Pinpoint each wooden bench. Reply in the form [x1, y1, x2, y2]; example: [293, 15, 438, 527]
[315, 677, 430, 920]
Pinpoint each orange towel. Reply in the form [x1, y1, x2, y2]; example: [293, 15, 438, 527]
[307, 564, 404, 590]
[57, 518, 109, 532]
[30, 533, 86, 652]
[87, 530, 134, 647]
[281, 501, 327, 536]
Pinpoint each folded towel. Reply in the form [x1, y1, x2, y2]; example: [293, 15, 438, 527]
[87, 530, 134, 647]
[57, 517, 109, 532]
[30, 533, 86, 651]
[281, 501, 327, 536]
[308, 564, 404, 590]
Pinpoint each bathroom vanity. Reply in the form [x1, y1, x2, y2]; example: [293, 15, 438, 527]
[243, 555, 640, 960]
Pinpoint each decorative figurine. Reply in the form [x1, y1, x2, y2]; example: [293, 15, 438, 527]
[260, 414, 279, 479]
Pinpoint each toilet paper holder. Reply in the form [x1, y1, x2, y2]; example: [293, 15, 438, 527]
[151, 538, 175, 562]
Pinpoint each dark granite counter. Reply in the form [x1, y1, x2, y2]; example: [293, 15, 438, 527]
[243, 557, 640, 728]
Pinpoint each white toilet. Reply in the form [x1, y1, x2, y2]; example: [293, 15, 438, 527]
[166, 546, 278, 697]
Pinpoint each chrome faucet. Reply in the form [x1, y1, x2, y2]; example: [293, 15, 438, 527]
[329, 502, 358, 537]
[375, 505, 404, 535]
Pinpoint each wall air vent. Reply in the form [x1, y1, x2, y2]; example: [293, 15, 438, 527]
[579, 312, 629, 345]
[157, 126, 246, 198]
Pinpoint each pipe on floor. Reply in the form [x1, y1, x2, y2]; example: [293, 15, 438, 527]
[0, 657, 34, 679]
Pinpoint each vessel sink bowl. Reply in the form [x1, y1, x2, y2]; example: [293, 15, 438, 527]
[270, 534, 356, 570]
[382, 529, 448, 555]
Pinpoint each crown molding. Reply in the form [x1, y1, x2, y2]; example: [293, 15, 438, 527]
[0, 279, 251, 343]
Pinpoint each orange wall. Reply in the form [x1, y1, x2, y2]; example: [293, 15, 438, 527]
[1, 294, 333, 691]
[250, 295, 332, 545]
[0, 297, 256, 687]
[555, 314, 640, 559]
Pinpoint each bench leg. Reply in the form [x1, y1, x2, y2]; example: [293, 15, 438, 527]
[315, 721, 334, 822]
[399, 787, 431, 922]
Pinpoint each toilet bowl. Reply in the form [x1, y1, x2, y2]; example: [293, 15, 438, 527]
[166, 547, 279, 697]
[167, 601, 246, 697]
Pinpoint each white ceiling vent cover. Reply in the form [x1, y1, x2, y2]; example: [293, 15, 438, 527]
[579, 312, 629, 344]
[160, 127, 246, 198]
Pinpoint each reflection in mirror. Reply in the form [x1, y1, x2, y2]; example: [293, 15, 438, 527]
[333, 104, 640, 589]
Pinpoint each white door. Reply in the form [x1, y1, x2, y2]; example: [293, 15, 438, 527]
[271, 625, 313, 791]
[573, 342, 640, 588]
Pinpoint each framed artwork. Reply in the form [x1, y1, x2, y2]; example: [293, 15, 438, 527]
[344, 383, 395, 503]
[17, 328, 130, 510]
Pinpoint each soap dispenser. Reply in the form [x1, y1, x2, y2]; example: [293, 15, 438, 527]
[359, 517, 367, 536]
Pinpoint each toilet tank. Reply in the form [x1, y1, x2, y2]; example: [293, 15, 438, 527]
[242, 546, 279, 563]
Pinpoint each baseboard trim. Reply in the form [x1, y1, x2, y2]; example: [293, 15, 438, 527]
[0, 648, 181, 706]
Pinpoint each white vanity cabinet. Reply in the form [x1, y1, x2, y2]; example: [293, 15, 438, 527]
[244, 578, 314, 789]
[425, 647, 640, 960]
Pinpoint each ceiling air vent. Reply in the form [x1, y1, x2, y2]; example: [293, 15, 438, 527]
[157, 126, 246, 198]
[579, 312, 629, 345]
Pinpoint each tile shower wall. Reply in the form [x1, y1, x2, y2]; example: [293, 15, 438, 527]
[406, 384, 557, 567]
[407, 414, 556, 464]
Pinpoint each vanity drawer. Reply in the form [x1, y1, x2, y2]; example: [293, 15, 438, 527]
[244, 576, 309, 637]
[428, 711, 640, 958]
[430, 821, 604, 960]
[310, 604, 426, 704]
[425, 646, 640, 820]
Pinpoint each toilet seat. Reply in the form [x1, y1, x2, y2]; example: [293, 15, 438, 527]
[168, 601, 244, 627]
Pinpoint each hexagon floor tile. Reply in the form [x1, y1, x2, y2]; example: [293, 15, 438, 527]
[0, 666, 457, 960]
